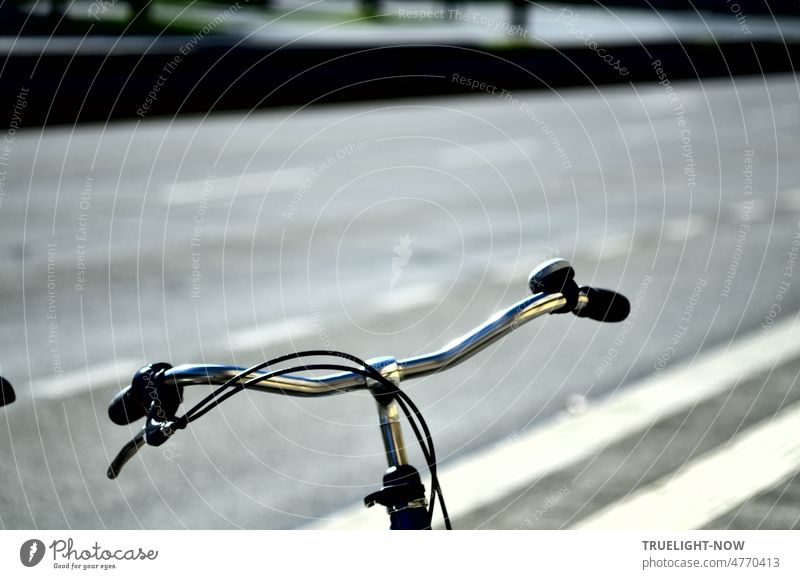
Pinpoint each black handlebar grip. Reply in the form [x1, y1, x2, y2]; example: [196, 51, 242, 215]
[0, 376, 15, 407]
[108, 363, 174, 426]
[574, 287, 630, 322]
[108, 386, 148, 426]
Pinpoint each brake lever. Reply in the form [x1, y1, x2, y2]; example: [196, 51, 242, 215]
[107, 417, 181, 479]
[107, 428, 146, 479]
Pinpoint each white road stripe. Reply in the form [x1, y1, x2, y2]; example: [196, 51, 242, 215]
[620, 117, 676, 145]
[583, 216, 705, 262]
[228, 283, 445, 353]
[306, 314, 800, 529]
[31, 358, 138, 399]
[488, 258, 530, 284]
[576, 400, 800, 530]
[368, 283, 442, 314]
[663, 215, 707, 243]
[437, 138, 539, 169]
[488, 252, 563, 284]
[583, 233, 631, 260]
[227, 316, 314, 351]
[24, 318, 315, 400]
[749, 102, 800, 130]
[165, 167, 309, 205]
[781, 189, 800, 212]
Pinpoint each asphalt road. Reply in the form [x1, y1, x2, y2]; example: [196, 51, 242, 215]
[1, 73, 799, 529]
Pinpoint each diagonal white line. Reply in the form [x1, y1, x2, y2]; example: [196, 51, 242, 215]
[575, 400, 800, 530]
[306, 314, 800, 529]
[164, 167, 309, 205]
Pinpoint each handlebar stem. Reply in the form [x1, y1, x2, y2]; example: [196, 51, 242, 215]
[368, 358, 409, 468]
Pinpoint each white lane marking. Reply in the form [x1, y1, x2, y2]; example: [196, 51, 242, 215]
[368, 283, 442, 315]
[229, 283, 445, 353]
[584, 233, 631, 260]
[27, 285, 433, 399]
[488, 257, 530, 284]
[32, 358, 138, 399]
[488, 251, 564, 284]
[164, 167, 309, 205]
[227, 316, 314, 352]
[305, 314, 800, 529]
[23, 318, 314, 400]
[619, 117, 676, 145]
[780, 189, 800, 212]
[584, 216, 705, 262]
[663, 215, 706, 243]
[748, 102, 800, 130]
[437, 138, 539, 169]
[576, 400, 800, 530]
[25, 283, 446, 399]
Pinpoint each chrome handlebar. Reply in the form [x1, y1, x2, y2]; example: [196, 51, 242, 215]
[107, 258, 630, 479]
[164, 291, 586, 396]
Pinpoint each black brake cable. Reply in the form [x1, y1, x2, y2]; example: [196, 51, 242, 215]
[182, 361, 450, 529]
[392, 392, 451, 529]
[241, 362, 449, 528]
[178, 351, 351, 423]
[170, 350, 450, 529]
[182, 363, 365, 423]
[179, 350, 385, 424]
[181, 349, 389, 423]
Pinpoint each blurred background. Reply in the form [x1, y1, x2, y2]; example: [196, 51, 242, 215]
[1, 0, 799, 530]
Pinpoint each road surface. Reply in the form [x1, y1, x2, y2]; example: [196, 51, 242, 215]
[0, 72, 799, 529]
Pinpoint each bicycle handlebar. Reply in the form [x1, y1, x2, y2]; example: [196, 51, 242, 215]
[162, 285, 628, 397]
[163, 291, 573, 397]
[106, 259, 630, 478]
